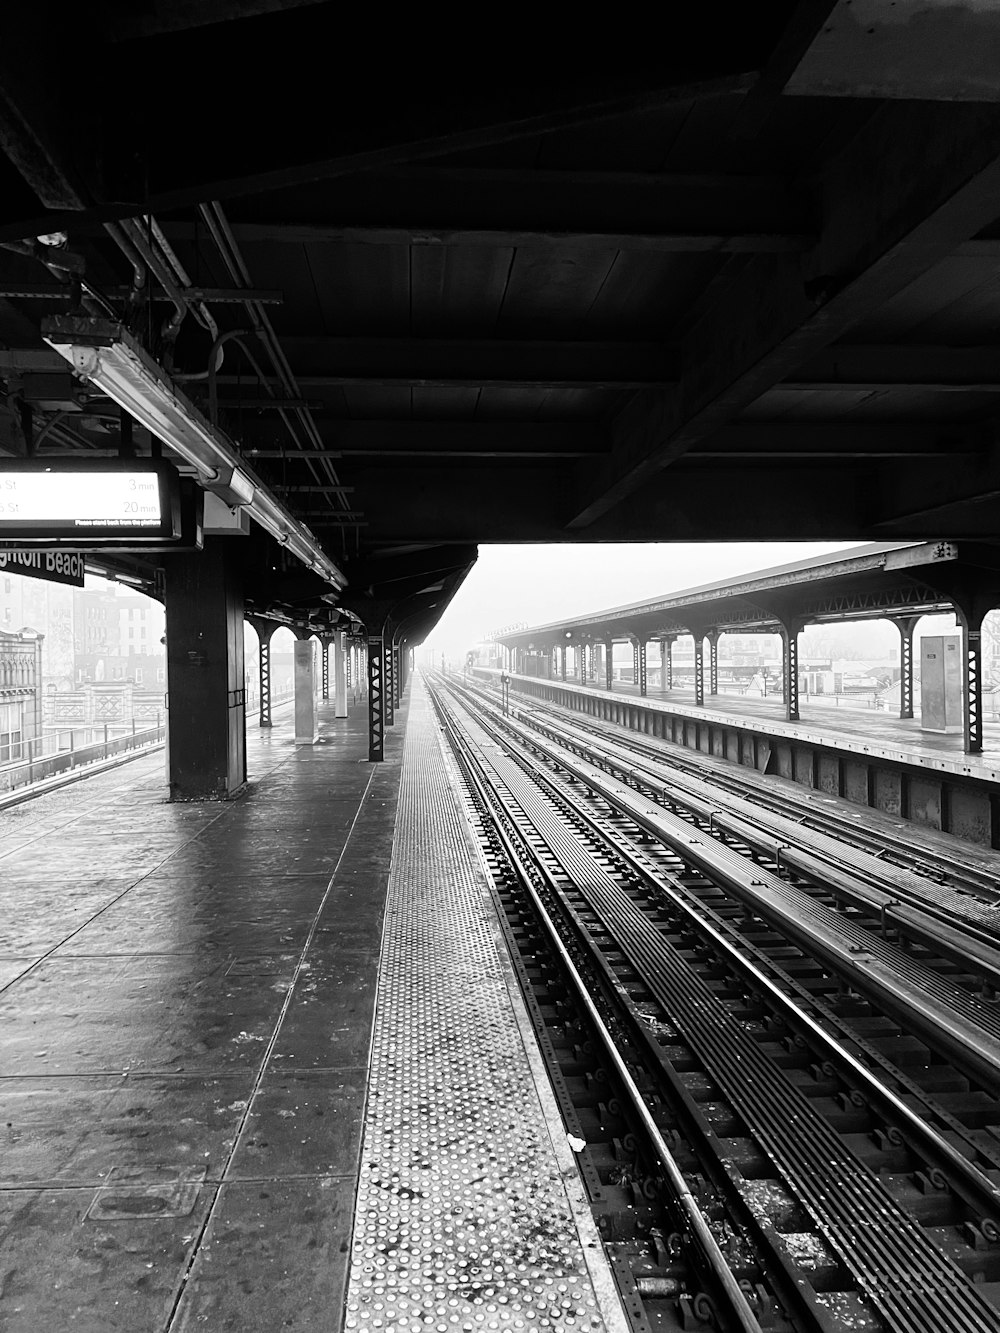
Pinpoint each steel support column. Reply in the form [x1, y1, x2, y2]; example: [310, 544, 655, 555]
[385, 640, 395, 727]
[294, 637, 319, 745]
[660, 637, 673, 692]
[334, 630, 348, 718]
[633, 638, 647, 696]
[893, 616, 919, 720]
[259, 633, 272, 727]
[958, 611, 984, 754]
[165, 538, 246, 800]
[560, 645, 567, 681]
[708, 631, 720, 697]
[781, 623, 801, 722]
[605, 640, 614, 691]
[246, 616, 275, 729]
[393, 641, 402, 709]
[321, 638, 330, 700]
[367, 634, 384, 761]
[693, 635, 705, 706]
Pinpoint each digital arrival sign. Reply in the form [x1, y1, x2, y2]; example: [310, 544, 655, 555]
[0, 459, 182, 543]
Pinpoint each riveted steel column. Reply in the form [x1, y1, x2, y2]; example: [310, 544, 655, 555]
[258, 627, 273, 728]
[385, 640, 395, 727]
[636, 639, 647, 696]
[321, 638, 330, 700]
[894, 617, 918, 719]
[605, 639, 614, 691]
[367, 635, 384, 761]
[781, 624, 801, 722]
[560, 645, 567, 681]
[660, 637, 672, 692]
[708, 631, 720, 697]
[393, 641, 402, 709]
[959, 611, 984, 754]
[693, 635, 705, 706]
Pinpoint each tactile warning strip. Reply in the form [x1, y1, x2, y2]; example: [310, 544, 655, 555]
[343, 679, 621, 1333]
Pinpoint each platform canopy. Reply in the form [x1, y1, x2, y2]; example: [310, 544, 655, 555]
[498, 541, 1000, 647]
[5, 3, 1000, 635]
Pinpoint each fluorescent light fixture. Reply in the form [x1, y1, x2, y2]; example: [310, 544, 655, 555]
[41, 316, 344, 590]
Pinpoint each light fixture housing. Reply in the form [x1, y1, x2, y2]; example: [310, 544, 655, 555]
[41, 316, 345, 591]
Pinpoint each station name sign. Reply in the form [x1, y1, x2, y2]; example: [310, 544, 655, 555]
[0, 549, 85, 587]
[0, 459, 182, 543]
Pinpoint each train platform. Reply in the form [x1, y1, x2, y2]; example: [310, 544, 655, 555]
[479, 669, 1000, 849]
[0, 680, 625, 1333]
[509, 674, 1000, 781]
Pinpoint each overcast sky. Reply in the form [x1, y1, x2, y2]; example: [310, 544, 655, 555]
[421, 541, 866, 661]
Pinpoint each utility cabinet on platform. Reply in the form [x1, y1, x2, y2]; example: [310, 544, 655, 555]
[920, 634, 963, 734]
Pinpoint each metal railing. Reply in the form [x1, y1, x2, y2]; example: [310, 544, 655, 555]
[0, 723, 167, 797]
[1, 679, 362, 802]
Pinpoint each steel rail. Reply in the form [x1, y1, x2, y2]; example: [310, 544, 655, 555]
[501, 685, 1000, 940]
[489, 675, 1000, 906]
[464, 685, 1000, 1089]
[461, 677, 1000, 1039]
[438, 681, 1000, 1333]
[503, 729, 1000, 1230]
[430, 684, 766, 1333]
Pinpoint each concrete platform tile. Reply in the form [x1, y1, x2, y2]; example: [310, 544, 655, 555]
[0, 891, 134, 954]
[0, 1073, 254, 1187]
[153, 841, 347, 876]
[0, 957, 34, 988]
[170, 1177, 356, 1333]
[60, 911, 315, 957]
[1, 961, 298, 1075]
[108, 870, 332, 904]
[268, 952, 380, 1071]
[0, 1182, 213, 1332]
[228, 1069, 367, 1180]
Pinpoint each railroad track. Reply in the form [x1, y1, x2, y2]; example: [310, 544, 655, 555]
[429, 672, 1000, 1333]
[472, 670, 1000, 903]
[463, 673, 1000, 1004]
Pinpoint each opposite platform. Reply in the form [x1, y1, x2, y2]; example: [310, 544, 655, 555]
[485, 669, 1000, 848]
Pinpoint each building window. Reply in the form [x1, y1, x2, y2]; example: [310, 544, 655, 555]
[135, 668, 143, 683]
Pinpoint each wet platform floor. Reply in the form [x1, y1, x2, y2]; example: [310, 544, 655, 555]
[0, 681, 625, 1332]
[0, 699, 404, 1331]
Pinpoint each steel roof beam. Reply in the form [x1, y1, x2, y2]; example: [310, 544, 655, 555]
[786, 343, 1000, 390]
[160, 170, 813, 254]
[570, 100, 1000, 527]
[249, 423, 609, 459]
[213, 337, 673, 389]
